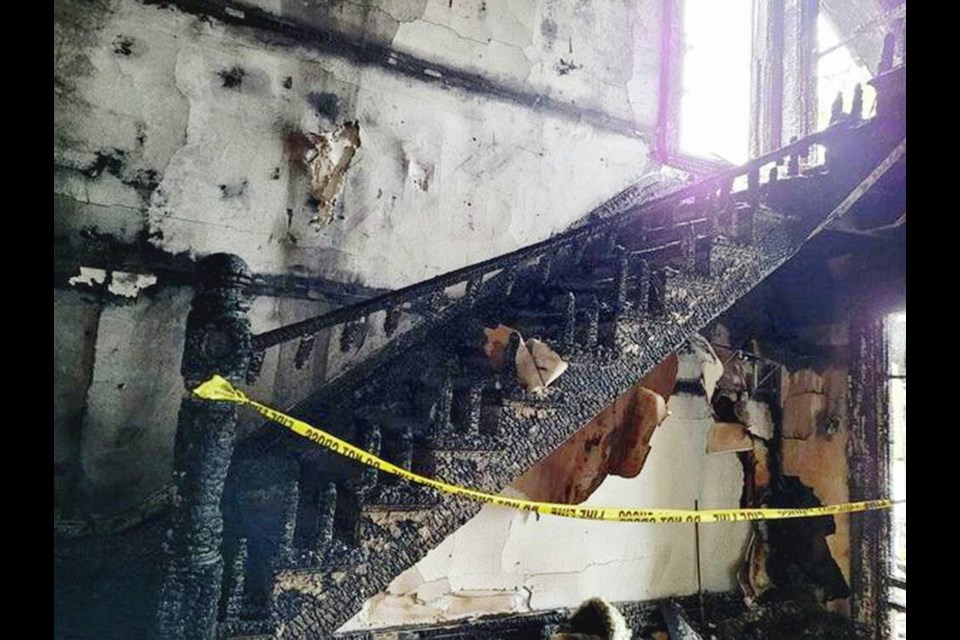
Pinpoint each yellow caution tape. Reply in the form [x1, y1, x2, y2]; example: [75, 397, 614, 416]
[194, 375, 894, 524]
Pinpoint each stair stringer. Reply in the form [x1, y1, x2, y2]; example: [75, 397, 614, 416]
[268, 212, 808, 637]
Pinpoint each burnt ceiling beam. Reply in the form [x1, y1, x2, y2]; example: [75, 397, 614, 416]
[144, 0, 652, 140]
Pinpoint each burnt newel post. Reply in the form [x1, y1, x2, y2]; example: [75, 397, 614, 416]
[156, 253, 252, 640]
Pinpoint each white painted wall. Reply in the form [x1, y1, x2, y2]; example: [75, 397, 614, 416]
[55, 0, 662, 289]
[340, 389, 751, 631]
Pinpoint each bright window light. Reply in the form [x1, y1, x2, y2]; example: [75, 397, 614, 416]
[816, 13, 876, 130]
[678, 0, 753, 165]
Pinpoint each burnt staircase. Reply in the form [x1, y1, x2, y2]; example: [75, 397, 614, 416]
[159, 66, 905, 640]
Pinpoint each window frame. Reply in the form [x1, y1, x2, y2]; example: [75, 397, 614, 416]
[657, 0, 819, 175]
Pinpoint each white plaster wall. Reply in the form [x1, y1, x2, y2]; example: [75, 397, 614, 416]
[55, 0, 661, 289]
[340, 391, 751, 631]
[235, 0, 663, 126]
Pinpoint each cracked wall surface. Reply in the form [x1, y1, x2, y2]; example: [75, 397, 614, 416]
[339, 348, 752, 632]
[54, 0, 663, 517]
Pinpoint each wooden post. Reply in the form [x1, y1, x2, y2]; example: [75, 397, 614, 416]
[156, 254, 252, 640]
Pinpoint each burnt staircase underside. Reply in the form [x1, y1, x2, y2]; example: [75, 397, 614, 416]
[218, 85, 905, 637]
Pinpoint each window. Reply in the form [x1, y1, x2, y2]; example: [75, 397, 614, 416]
[659, 1, 881, 173]
[676, 0, 753, 166]
[658, 0, 755, 173]
[816, 13, 877, 131]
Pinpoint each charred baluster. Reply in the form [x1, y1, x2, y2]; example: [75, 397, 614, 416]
[585, 294, 600, 349]
[157, 253, 252, 640]
[604, 229, 619, 256]
[397, 425, 414, 471]
[695, 187, 709, 218]
[397, 425, 413, 470]
[427, 291, 445, 313]
[737, 168, 758, 244]
[539, 254, 553, 285]
[502, 267, 519, 298]
[573, 236, 591, 266]
[314, 482, 337, 555]
[246, 349, 265, 384]
[465, 276, 483, 304]
[649, 268, 667, 315]
[562, 291, 577, 354]
[612, 251, 631, 344]
[502, 331, 522, 391]
[343, 486, 365, 545]
[432, 367, 454, 436]
[712, 179, 731, 237]
[340, 319, 366, 352]
[383, 306, 402, 337]
[788, 136, 800, 176]
[830, 91, 844, 126]
[278, 476, 299, 564]
[850, 83, 863, 124]
[682, 224, 697, 273]
[614, 249, 630, 318]
[735, 205, 755, 245]
[879, 32, 895, 74]
[747, 167, 760, 211]
[695, 236, 713, 277]
[357, 425, 381, 495]
[464, 381, 484, 435]
[635, 259, 651, 314]
[295, 334, 316, 369]
[222, 537, 247, 623]
[635, 215, 649, 246]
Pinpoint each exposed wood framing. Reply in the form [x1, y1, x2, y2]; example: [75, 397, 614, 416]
[848, 313, 892, 640]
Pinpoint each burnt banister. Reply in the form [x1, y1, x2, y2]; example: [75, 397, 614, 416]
[249, 122, 861, 352]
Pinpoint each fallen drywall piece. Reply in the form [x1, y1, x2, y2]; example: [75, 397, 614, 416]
[304, 120, 361, 228]
[706, 423, 753, 454]
[482, 324, 568, 393]
[739, 398, 775, 440]
[525, 338, 569, 391]
[686, 333, 724, 399]
[510, 355, 676, 504]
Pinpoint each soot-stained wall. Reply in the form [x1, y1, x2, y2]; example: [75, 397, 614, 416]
[54, 0, 665, 518]
[340, 348, 753, 631]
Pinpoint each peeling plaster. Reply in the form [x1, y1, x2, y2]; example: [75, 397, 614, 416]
[305, 120, 362, 228]
[107, 271, 158, 298]
[69, 266, 108, 288]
